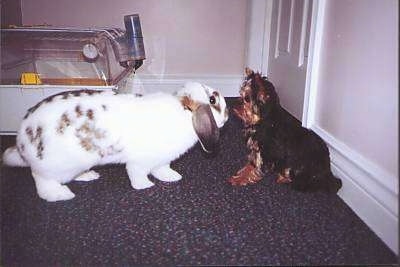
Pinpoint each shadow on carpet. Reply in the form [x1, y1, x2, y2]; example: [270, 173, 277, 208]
[1, 99, 397, 266]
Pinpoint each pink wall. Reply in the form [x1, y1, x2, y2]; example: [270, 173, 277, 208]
[21, 0, 248, 76]
[315, 0, 398, 176]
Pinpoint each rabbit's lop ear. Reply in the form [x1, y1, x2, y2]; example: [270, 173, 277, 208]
[180, 95, 220, 153]
[192, 104, 220, 153]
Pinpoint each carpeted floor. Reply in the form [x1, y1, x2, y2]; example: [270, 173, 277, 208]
[0, 98, 397, 266]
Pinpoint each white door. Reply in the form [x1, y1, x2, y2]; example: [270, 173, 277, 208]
[267, 0, 313, 121]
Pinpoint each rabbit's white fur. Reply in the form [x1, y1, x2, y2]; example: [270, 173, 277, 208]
[3, 82, 228, 202]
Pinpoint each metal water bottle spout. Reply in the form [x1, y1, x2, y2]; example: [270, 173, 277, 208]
[112, 14, 146, 69]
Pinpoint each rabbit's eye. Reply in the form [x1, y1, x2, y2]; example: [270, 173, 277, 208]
[209, 95, 216, 105]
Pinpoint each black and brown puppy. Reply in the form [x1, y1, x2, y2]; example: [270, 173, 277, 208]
[229, 68, 342, 193]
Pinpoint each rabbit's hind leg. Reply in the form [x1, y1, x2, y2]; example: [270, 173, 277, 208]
[32, 171, 75, 202]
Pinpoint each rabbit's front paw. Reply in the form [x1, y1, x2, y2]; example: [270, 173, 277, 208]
[130, 178, 155, 189]
[151, 165, 182, 182]
[126, 163, 155, 190]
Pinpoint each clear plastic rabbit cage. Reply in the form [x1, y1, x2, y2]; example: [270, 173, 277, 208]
[0, 14, 145, 133]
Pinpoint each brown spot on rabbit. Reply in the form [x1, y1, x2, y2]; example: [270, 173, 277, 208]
[35, 127, 44, 159]
[26, 127, 34, 143]
[62, 113, 71, 125]
[23, 90, 107, 119]
[37, 140, 44, 159]
[75, 122, 105, 153]
[79, 138, 93, 151]
[36, 126, 42, 137]
[14, 144, 28, 163]
[94, 129, 106, 139]
[86, 109, 94, 120]
[77, 123, 91, 134]
[75, 105, 83, 117]
[57, 113, 72, 134]
[24, 126, 45, 159]
[180, 96, 200, 111]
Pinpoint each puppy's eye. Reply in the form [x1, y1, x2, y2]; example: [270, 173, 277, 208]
[209, 95, 216, 105]
[244, 95, 250, 103]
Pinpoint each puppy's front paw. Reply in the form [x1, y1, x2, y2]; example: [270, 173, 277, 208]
[229, 163, 263, 186]
[276, 168, 292, 184]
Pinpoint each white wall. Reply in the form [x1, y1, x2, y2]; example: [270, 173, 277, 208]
[245, 0, 272, 74]
[315, 0, 398, 177]
[305, 0, 398, 253]
[21, 0, 248, 95]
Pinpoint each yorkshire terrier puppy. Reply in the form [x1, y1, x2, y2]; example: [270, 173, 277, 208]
[229, 68, 342, 193]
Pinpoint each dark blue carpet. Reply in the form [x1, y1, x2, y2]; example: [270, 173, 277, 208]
[1, 99, 397, 266]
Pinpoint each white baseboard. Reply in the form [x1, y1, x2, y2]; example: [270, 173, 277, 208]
[311, 125, 398, 254]
[125, 74, 242, 97]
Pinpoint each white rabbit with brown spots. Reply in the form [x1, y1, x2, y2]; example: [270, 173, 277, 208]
[2, 83, 229, 202]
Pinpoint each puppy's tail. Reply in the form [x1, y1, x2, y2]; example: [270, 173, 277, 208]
[325, 172, 342, 193]
[2, 146, 29, 167]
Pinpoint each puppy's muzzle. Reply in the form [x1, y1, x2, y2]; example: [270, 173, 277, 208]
[233, 105, 246, 122]
[233, 104, 260, 126]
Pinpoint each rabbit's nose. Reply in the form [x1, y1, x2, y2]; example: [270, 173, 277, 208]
[224, 108, 229, 122]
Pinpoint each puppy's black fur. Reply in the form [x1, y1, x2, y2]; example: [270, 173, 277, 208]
[236, 70, 342, 193]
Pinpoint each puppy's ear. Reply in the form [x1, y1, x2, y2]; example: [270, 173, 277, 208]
[192, 104, 220, 153]
[180, 96, 220, 153]
[257, 90, 269, 104]
[254, 73, 269, 104]
[245, 67, 254, 78]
